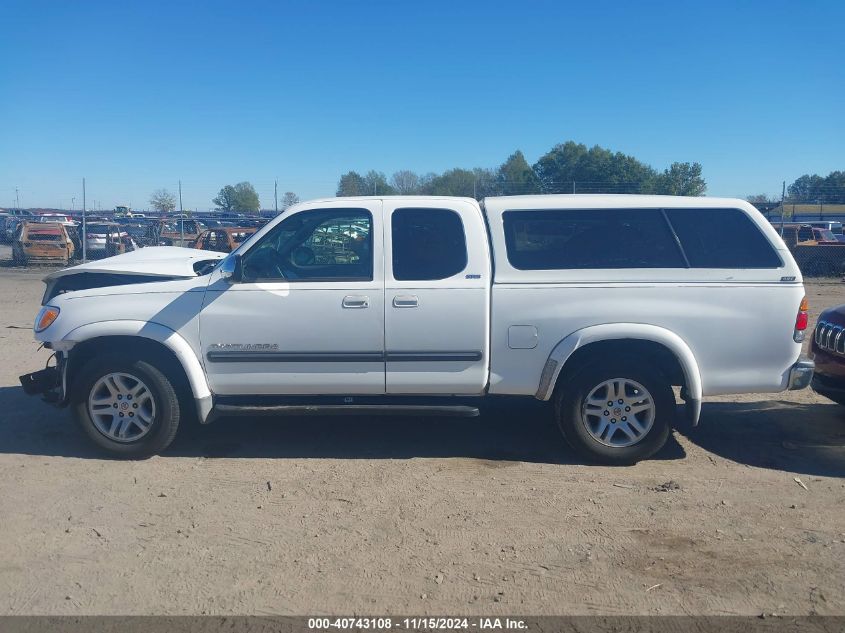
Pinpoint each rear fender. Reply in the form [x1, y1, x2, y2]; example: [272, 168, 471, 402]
[536, 323, 703, 425]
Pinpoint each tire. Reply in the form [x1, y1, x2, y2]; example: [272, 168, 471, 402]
[71, 355, 181, 458]
[555, 360, 674, 464]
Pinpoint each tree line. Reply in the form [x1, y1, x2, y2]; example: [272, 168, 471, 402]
[748, 171, 845, 205]
[148, 183, 300, 214]
[336, 141, 707, 199]
[787, 171, 845, 204]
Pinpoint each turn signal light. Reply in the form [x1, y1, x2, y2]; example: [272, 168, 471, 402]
[34, 306, 60, 332]
[794, 296, 809, 342]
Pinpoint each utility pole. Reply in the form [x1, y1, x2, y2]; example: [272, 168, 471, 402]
[15, 187, 20, 210]
[274, 180, 278, 215]
[780, 181, 785, 237]
[82, 178, 87, 261]
[179, 180, 184, 246]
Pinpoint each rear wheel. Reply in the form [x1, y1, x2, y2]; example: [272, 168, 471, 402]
[71, 355, 181, 458]
[555, 361, 673, 464]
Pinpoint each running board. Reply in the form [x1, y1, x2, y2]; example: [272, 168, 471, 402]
[212, 403, 480, 419]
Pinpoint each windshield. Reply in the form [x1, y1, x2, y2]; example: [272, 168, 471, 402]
[818, 229, 836, 241]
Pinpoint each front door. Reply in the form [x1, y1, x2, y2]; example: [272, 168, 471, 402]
[199, 200, 385, 395]
[383, 199, 491, 394]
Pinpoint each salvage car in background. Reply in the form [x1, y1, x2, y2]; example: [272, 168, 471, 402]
[12, 222, 75, 265]
[37, 213, 78, 228]
[157, 219, 206, 246]
[779, 223, 845, 247]
[84, 222, 138, 258]
[192, 227, 257, 253]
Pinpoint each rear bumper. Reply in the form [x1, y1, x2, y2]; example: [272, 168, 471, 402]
[23, 254, 68, 262]
[788, 358, 815, 390]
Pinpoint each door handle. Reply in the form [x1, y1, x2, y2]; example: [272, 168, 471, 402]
[342, 295, 369, 309]
[393, 295, 419, 308]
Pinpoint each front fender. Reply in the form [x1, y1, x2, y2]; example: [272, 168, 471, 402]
[535, 323, 703, 424]
[61, 320, 213, 421]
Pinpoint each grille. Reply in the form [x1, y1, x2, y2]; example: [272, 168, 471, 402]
[815, 321, 845, 354]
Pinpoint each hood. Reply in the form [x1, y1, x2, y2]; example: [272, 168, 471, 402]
[820, 304, 845, 326]
[44, 246, 226, 282]
[41, 247, 226, 305]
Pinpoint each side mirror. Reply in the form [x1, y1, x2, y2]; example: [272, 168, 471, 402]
[219, 254, 243, 283]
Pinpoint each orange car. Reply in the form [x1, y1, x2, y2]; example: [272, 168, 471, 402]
[12, 222, 75, 265]
[192, 227, 257, 253]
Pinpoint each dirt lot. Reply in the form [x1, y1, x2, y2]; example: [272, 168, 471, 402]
[0, 263, 844, 616]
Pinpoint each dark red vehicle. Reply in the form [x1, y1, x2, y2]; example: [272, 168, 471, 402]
[811, 306, 845, 405]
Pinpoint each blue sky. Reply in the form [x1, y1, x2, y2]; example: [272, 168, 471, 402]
[1, 0, 843, 210]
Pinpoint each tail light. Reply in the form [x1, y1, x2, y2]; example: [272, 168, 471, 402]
[794, 296, 809, 342]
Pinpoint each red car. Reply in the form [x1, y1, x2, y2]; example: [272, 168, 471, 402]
[811, 307, 845, 405]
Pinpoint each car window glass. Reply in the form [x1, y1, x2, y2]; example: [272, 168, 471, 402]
[391, 208, 468, 281]
[666, 208, 782, 268]
[503, 209, 685, 269]
[241, 209, 372, 282]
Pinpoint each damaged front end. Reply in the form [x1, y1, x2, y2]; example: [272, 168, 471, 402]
[21, 247, 226, 405]
[20, 353, 67, 405]
[40, 246, 225, 303]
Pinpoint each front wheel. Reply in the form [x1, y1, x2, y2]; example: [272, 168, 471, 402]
[555, 362, 674, 464]
[71, 356, 181, 458]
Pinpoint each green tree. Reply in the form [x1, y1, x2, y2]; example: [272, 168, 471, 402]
[472, 168, 499, 199]
[213, 182, 260, 213]
[336, 171, 368, 196]
[362, 170, 395, 196]
[149, 188, 176, 213]
[496, 150, 541, 195]
[212, 185, 238, 212]
[233, 182, 260, 213]
[788, 172, 845, 203]
[655, 162, 706, 196]
[533, 141, 659, 193]
[422, 168, 477, 197]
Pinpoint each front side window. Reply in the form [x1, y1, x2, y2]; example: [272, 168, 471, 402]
[241, 209, 372, 281]
[503, 209, 685, 270]
[391, 208, 467, 281]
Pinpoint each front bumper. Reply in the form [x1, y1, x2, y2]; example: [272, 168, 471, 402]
[19, 353, 67, 405]
[788, 357, 815, 390]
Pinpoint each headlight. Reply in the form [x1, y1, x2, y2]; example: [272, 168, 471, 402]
[34, 306, 60, 332]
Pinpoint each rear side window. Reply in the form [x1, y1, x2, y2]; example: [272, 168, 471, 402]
[665, 208, 782, 268]
[502, 209, 685, 269]
[392, 208, 468, 280]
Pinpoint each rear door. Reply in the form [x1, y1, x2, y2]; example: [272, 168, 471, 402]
[383, 198, 491, 394]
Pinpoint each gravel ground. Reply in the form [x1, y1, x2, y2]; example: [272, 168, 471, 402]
[0, 264, 843, 615]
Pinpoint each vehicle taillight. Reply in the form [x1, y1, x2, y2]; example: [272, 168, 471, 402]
[794, 296, 809, 342]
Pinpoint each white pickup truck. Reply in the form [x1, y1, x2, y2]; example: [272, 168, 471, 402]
[21, 195, 814, 463]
